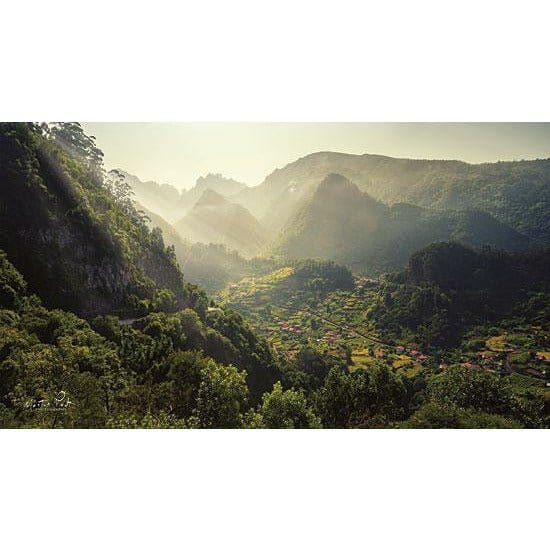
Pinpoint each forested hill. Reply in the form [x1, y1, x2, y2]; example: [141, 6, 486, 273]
[274, 173, 531, 274]
[234, 151, 550, 242]
[0, 245, 282, 427]
[0, 124, 284, 427]
[372, 242, 550, 349]
[0, 123, 197, 317]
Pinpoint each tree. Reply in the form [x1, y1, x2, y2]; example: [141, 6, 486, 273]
[400, 401, 521, 428]
[50, 122, 104, 178]
[428, 366, 545, 427]
[252, 382, 321, 429]
[296, 345, 333, 382]
[315, 364, 408, 428]
[151, 288, 177, 313]
[104, 169, 136, 216]
[165, 350, 208, 418]
[0, 250, 27, 308]
[194, 361, 248, 428]
[314, 367, 356, 428]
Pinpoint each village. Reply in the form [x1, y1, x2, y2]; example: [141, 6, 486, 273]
[219, 268, 550, 389]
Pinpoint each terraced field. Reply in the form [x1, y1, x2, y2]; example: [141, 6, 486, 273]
[218, 268, 433, 374]
[218, 267, 550, 388]
[448, 326, 550, 392]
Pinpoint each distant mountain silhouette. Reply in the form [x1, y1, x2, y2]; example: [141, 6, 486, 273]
[185, 173, 247, 210]
[232, 151, 550, 243]
[174, 189, 268, 257]
[119, 170, 185, 222]
[274, 173, 532, 274]
[122, 171, 248, 223]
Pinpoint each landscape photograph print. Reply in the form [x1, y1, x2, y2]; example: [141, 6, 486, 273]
[0, 121, 548, 429]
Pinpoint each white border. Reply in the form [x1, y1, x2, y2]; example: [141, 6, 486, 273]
[1, 430, 547, 550]
[1, 1, 549, 549]
[2, 0, 550, 121]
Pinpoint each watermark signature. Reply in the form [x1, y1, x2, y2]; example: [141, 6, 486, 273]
[24, 391, 74, 412]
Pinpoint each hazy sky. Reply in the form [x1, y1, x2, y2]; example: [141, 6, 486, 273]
[82, 123, 550, 189]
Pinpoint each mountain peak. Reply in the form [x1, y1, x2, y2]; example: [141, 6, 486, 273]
[194, 188, 228, 208]
[175, 188, 267, 257]
[314, 173, 372, 204]
[318, 173, 357, 191]
[195, 173, 247, 194]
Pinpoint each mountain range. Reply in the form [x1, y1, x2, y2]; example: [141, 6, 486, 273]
[123, 170, 267, 259]
[122, 171, 247, 223]
[120, 149, 549, 280]
[233, 152, 550, 243]
[1, 122, 548, 429]
[174, 189, 268, 258]
[274, 174, 531, 273]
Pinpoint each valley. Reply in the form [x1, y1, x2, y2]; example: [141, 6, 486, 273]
[0, 122, 548, 429]
[217, 260, 550, 394]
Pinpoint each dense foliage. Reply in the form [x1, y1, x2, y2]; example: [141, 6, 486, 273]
[289, 258, 354, 291]
[372, 242, 550, 349]
[1, 247, 547, 428]
[0, 251, 283, 427]
[0, 122, 198, 317]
